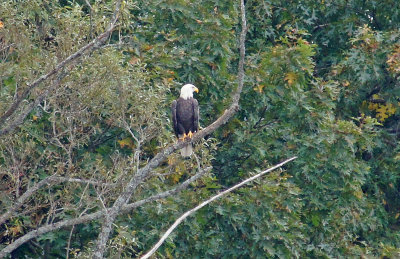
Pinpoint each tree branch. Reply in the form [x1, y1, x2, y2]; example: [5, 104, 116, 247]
[140, 156, 297, 259]
[0, 0, 122, 135]
[51, 177, 116, 187]
[92, 1, 248, 257]
[0, 167, 211, 258]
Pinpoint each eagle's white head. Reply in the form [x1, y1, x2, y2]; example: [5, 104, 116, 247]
[180, 84, 199, 100]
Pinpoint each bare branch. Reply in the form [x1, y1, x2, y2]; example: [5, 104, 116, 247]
[84, 0, 92, 10]
[140, 156, 298, 259]
[65, 225, 75, 259]
[0, 167, 211, 258]
[51, 177, 116, 187]
[66, 186, 90, 259]
[233, 0, 247, 105]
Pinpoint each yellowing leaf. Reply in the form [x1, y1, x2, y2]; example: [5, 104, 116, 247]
[386, 103, 396, 115]
[32, 115, 38, 121]
[10, 225, 22, 236]
[342, 80, 350, 87]
[171, 165, 184, 183]
[0, 21, 3, 29]
[284, 72, 297, 86]
[143, 44, 153, 51]
[368, 102, 378, 111]
[376, 104, 387, 114]
[376, 112, 389, 122]
[118, 138, 135, 149]
[354, 191, 363, 200]
[387, 46, 400, 73]
[253, 84, 265, 93]
[168, 156, 176, 165]
[372, 94, 380, 100]
[375, 104, 393, 122]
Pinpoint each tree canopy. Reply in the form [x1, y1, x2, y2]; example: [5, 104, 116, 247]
[1, 0, 400, 258]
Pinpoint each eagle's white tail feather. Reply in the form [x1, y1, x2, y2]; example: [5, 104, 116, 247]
[180, 144, 193, 157]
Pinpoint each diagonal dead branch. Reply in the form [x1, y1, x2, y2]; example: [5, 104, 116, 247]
[140, 156, 297, 259]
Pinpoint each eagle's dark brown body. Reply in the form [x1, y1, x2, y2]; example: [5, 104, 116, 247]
[171, 97, 199, 137]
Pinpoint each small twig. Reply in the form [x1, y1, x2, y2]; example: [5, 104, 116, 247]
[140, 156, 297, 259]
[65, 225, 75, 259]
[124, 121, 142, 179]
[84, 0, 93, 40]
[84, 0, 92, 9]
[193, 153, 202, 171]
[52, 177, 116, 187]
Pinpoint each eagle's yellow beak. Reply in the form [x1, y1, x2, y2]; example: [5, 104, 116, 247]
[194, 87, 199, 93]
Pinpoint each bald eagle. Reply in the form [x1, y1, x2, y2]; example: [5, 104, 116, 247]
[171, 84, 199, 156]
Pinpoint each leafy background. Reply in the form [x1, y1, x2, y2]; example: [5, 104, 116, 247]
[1, 0, 400, 258]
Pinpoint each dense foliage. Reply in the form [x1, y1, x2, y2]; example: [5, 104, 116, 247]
[1, 0, 400, 258]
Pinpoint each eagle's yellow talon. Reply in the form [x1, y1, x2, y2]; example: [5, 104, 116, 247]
[187, 131, 193, 138]
[179, 133, 187, 141]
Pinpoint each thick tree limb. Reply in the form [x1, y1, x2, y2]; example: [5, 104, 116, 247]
[0, 0, 122, 135]
[0, 167, 211, 258]
[140, 156, 298, 259]
[92, 1, 248, 257]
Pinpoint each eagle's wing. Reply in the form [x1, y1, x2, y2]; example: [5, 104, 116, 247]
[193, 98, 199, 132]
[171, 100, 179, 137]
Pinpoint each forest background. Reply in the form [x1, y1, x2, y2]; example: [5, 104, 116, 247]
[1, 0, 400, 258]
